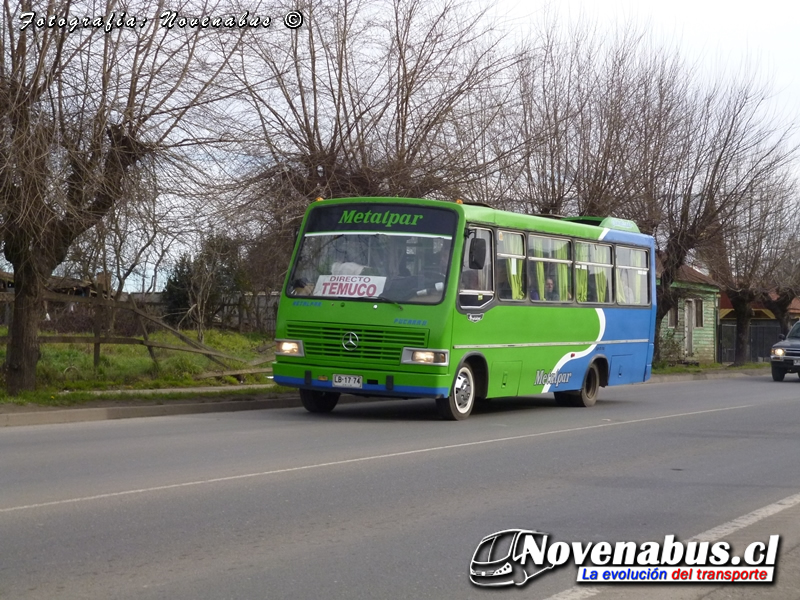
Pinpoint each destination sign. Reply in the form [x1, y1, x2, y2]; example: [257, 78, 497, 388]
[304, 203, 457, 236]
[312, 275, 387, 298]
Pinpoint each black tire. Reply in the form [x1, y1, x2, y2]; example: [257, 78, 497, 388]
[436, 363, 476, 420]
[559, 363, 600, 407]
[300, 389, 340, 413]
[771, 365, 787, 382]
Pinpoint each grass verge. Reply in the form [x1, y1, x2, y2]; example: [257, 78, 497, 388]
[0, 326, 283, 406]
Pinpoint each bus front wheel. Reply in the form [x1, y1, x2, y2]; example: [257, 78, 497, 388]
[300, 389, 340, 413]
[437, 364, 475, 420]
[556, 363, 599, 407]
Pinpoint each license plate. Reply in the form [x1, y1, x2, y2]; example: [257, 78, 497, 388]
[333, 374, 362, 389]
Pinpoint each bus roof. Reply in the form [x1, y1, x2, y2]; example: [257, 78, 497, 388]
[311, 197, 646, 241]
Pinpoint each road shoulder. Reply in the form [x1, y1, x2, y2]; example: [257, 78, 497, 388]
[0, 368, 774, 427]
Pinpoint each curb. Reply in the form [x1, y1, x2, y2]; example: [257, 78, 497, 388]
[0, 398, 295, 427]
[0, 370, 772, 427]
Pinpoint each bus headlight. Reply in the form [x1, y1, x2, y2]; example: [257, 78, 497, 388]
[771, 348, 785, 357]
[276, 339, 305, 357]
[402, 348, 449, 366]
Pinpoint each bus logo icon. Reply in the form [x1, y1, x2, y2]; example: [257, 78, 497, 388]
[470, 529, 554, 587]
[342, 332, 359, 351]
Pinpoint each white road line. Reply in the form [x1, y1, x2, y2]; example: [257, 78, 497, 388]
[689, 490, 800, 542]
[543, 586, 602, 600]
[0, 405, 750, 514]
[542, 491, 800, 600]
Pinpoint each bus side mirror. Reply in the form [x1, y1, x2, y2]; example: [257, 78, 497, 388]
[468, 238, 486, 270]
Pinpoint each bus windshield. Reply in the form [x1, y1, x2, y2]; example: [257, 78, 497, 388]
[287, 203, 458, 304]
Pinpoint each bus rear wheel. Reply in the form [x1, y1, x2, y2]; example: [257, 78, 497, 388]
[556, 363, 599, 407]
[300, 389, 340, 413]
[437, 363, 475, 420]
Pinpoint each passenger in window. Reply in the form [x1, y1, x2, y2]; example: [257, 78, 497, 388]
[544, 278, 559, 301]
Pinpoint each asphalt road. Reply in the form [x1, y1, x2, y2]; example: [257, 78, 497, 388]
[1, 375, 799, 600]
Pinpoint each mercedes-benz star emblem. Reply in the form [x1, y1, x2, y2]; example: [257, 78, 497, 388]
[342, 332, 359, 351]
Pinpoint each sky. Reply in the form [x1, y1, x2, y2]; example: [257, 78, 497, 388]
[495, 0, 800, 139]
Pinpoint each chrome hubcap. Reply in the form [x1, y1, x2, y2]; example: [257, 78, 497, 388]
[454, 370, 473, 412]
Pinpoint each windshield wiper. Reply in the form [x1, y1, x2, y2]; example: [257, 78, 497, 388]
[322, 295, 404, 310]
[367, 296, 404, 310]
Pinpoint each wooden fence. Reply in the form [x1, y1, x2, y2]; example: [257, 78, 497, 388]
[0, 291, 274, 380]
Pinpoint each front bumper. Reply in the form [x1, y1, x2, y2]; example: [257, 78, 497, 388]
[273, 361, 451, 398]
[771, 356, 800, 372]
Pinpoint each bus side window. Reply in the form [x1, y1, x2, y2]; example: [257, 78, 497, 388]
[496, 231, 526, 301]
[529, 235, 572, 302]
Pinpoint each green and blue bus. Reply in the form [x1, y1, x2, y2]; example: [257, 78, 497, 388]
[273, 197, 656, 420]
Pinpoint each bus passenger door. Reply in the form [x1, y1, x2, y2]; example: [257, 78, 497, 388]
[453, 228, 494, 382]
[458, 228, 494, 310]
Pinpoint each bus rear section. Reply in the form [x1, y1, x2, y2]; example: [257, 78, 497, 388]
[447, 215, 655, 409]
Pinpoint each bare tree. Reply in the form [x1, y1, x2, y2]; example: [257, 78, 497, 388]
[704, 171, 798, 364]
[639, 74, 799, 358]
[61, 162, 180, 298]
[502, 20, 800, 363]
[215, 0, 516, 290]
[185, 249, 216, 344]
[757, 202, 800, 337]
[223, 5, 799, 368]
[0, 0, 243, 393]
[505, 19, 684, 220]
[569, 26, 648, 218]
[506, 19, 592, 215]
